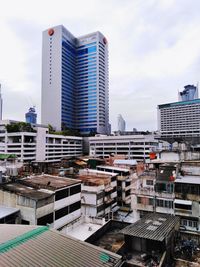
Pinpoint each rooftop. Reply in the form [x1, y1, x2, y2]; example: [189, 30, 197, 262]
[21, 174, 81, 190]
[120, 214, 180, 242]
[1, 183, 54, 200]
[158, 98, 200, 109]
[175, 175, 200, 185]
[97, 165, 130, 173]
[113, 159, 137, 166]
[0, 206, 19, 219]
[0, 225, 122, 267]
[78, 169, 116, 186]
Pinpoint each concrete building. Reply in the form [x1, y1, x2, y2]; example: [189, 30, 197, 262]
[175, 175, 200, 232]
[0, 174, 81, 229]
[89, 134, 158, 161]
[41, 25, 109, 135]
[96, 165, 134, 211]
[132, 163, 177, 220]
[120, 214, 180, 267]
[117, 114, 125, 132]
[25, 107, 37, 124]
[158, 98, 200, 141]
[0, 120, 82, 162]
[78, 169, 118, 218]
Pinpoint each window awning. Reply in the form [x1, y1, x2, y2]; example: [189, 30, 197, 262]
[174, 199, 192, 205]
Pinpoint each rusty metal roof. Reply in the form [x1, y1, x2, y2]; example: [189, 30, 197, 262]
[21, 174, 81, 190]
[0, 225, 122, 267]
[1, 183, 54, 200]
[120, 214, 180, 242]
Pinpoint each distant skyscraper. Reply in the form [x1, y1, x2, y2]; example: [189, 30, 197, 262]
[178, 84, 198, 101]
[0, 84, 3, 121]
[117, 114, 126, 132]
[25, 107, 37, 124]
[41, 25, 109, 135]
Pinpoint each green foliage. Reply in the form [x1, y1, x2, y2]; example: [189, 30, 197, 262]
[48, 123, 80, 136]
[5, 122, 35, 133]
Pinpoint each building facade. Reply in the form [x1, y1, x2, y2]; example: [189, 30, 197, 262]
[89, 135, 158, 161]
[0, 175, 82, 229]
[0, 120, 82, 162]
[158, 99, 200, 139]
[41, 25, 109, 135]
[78, 169, 118, 218]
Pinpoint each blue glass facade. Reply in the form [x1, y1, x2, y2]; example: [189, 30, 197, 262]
[61, 35, 102, 135]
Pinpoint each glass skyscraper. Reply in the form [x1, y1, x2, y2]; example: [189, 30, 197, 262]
[41, 25, 110, 135]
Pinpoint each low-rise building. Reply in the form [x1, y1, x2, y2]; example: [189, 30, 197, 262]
[78, 169, 118, 219]
[89, 134, 158, 161]
[96, 165, 134, 211]
[175, 175, 200, 232]
[0, 120, 82, 162]
[120, 214, 180, 267]
[132, 163, 177, 220]
[0, 174, 81, 229]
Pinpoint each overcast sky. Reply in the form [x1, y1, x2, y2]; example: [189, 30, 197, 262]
[1, 0, 200, 131]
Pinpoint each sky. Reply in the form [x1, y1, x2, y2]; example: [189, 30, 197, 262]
[1, 0, 200, 131]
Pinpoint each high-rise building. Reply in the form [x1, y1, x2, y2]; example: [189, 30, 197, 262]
[117, 114, 126, 132]
[41, 25, 109, 135]
[178, 84, 198, 101]
[25, 106, 37, 124]
[158, 84, 200, 142]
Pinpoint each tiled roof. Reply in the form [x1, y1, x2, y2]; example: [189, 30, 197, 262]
[0, 225, 122, 267]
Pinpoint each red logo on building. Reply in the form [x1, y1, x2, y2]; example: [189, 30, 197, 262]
[48, 28, 54, 36]
[103, 37, 107, 45]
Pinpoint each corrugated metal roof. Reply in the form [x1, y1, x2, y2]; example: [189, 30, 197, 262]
[0, 225, 122, 267]
[120, 214, 180, 242]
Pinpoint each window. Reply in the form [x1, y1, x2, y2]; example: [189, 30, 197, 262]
[55, 188, 69, 201]
[37, 213, 53, 225]
[137, 197, 141, 204]
[146, 180, 153, 186]
[69, 201, 81, 213]
[55, 206, 69, 220]
[70, 184, 81, 195]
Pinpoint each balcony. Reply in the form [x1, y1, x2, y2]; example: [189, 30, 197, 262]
[136, 203, 154, 212]
[132, 188, 155, 197]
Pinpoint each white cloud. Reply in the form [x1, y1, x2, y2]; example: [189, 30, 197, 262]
[1, 0, 200, 131]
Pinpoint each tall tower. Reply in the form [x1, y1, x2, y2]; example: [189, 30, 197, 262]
[41, 25, 109, 135]
[178, 84, 198, 101]
[25, 107, 37, 124]
[0, 84, 3, 121]
[117, 114, 126, 132]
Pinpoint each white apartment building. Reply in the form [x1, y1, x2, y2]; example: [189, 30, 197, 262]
[158, 99, 200, 138]
[0, 175, 82, 229]
[0, 120, 82, 162]
[78, 169, 118, 218]
[89, 134, 158, 161]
